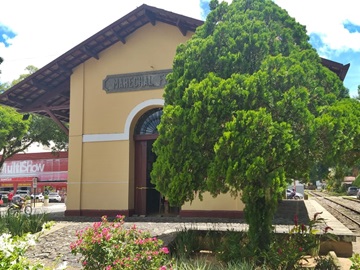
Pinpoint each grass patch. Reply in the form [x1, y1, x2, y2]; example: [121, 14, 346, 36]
[0, 210, 50, 237]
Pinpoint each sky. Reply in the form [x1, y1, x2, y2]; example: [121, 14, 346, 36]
[0, 0, 359, 96]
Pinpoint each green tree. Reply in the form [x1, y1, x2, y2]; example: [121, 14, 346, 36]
[353, 174, 360, 187]
[0, 65, 68, 170]
[316, 98, 360, 192]
[151, 0, 358, 257]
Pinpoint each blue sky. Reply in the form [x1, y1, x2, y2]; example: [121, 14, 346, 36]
[0, 0, 359, 96]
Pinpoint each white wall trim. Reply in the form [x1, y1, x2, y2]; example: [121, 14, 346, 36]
[82, 99, 164, 143]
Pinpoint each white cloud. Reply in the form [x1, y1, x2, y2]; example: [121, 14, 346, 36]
[274, 0, 360, 53]
[0, 0, 358, 93]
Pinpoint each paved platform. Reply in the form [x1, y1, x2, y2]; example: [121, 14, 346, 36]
[273, 198, 356, 258]
[304, 199, 356, 257]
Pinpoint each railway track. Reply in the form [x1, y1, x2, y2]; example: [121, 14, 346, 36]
[308, 191, 360, 235]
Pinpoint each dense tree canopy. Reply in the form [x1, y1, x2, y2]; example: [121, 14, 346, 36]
[151, 0, 360, 253]
[0, 64, 68, 170]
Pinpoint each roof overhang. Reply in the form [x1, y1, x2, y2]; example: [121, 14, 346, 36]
[0, 4, 202, 129]
[0, 4, 351, 129]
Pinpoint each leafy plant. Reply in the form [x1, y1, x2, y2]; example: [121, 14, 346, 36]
[350, 253, 360, 270]
[70, 215, 173, 269]
[215, 230, 250, 264]
[170, 212, 337, 269]
[0, 233, 44, 269]
[262, 212, 337, 270]
[0, 211, 49, 236]
[314, 255, 340, 270]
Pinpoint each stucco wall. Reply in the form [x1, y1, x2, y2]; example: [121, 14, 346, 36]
[67, 22, 193, 213]
[182, 192, 245, 211]
[67, 21, 246, 216]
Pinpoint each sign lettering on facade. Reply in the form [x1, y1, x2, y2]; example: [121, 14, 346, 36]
[103, 69, 172, 93]
[2, 160, 45, 174]
[0, 158, 68, 182]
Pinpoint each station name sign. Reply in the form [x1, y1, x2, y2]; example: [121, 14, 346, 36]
[103, 69, 172, 93]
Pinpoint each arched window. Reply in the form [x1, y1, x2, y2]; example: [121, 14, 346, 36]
[135, 108, 163, 135]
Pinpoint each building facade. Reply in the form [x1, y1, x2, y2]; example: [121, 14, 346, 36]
[0, 152, 67, 198]
[0, 5, 349, 218]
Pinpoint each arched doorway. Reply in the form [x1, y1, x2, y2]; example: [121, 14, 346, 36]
[134, 108, 162, 216]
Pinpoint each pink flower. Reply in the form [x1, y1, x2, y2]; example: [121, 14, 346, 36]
[299, 247, 303, 252]
[159, 266, 167, 270]
[161, 247, 170, 254]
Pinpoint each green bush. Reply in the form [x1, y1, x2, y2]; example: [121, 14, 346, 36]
[170, 212, 336, 269]
[350, 253, 360, 270]
[70, 215, 173, 269]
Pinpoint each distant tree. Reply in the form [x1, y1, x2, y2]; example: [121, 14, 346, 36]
[151, 0, 360, 256]
[353, 174, 360, 187]
[0, 56, 7, 94]
[10, 65, 38, 86]
[0, 65, 68, 170]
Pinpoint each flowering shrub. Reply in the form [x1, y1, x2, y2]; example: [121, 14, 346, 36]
[70, 215, 173, 269]
[0, 233, 44, 269]
[263, 211, 337, 270]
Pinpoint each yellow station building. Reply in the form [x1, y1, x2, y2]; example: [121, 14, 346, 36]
[0, 5, 349, 218]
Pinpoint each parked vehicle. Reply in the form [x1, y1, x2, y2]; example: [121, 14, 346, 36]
[48, 192, 62, 202]
[346, 186, 358, 196]
[31, 193, 44, 202]
[286, 189, 304, 200]
[15, 190, 30, 197]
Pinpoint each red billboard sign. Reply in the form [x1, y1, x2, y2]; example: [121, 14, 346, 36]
[0, 158, 68, 182]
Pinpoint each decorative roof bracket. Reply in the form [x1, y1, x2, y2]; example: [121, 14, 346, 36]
[82, 46, 99, 60]
[176, 19, 188, 36]
[145, 9, 156, 26]
[44, 108, 69, 135]
[57, 63, 73, 76]
[112, 29, 126, 44]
